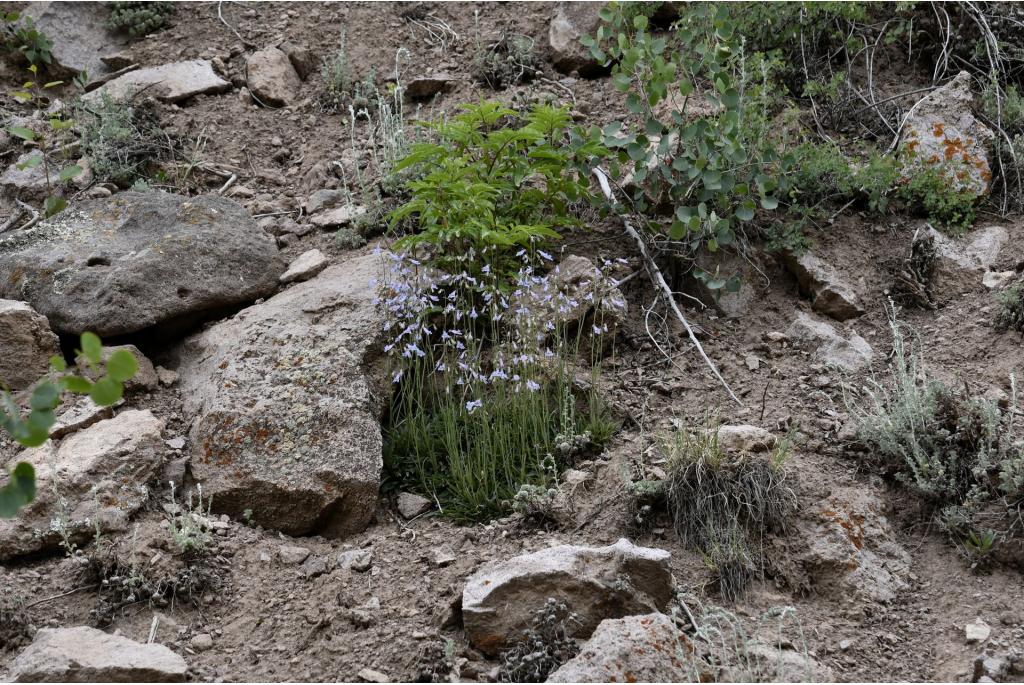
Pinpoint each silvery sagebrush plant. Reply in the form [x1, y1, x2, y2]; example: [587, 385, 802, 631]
[375, 245, 624, 522]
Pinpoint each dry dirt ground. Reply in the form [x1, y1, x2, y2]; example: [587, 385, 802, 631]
[1, 2, 1024, 683]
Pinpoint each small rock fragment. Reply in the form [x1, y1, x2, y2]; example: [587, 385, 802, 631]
[190, 633, 214, 652]
[278, 545, 311, 565]
[280, 249, 329, 284]
[396, 492, 432, 519]
[338, 548, 373, 572]
[966, 618, 992, 644]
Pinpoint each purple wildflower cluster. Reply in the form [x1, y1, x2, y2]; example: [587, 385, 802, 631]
[374, 246, 627, 408]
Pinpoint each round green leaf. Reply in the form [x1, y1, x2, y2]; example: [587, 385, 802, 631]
[80, 332, 102, 365]
[89, 377, 123, 407]
[106, 349, 138, 383]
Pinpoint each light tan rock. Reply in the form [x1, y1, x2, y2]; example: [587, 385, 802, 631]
[0, 299, 60, 391]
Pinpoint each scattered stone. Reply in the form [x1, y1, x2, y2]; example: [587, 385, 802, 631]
[782, 251, 864, 321]
[549, 2, 605, 76]
[839, 639, 853, 651]
[405, 74, 455, 99]
[190, 633, 214, 652]
[300, 555, 329, 578]
[278, 545, 311, 565]
[49, 396, 116, 439]
[930, 225, 1008, 274]
[156, 366, 180, 387]
[0, 410, 166, 560]
[716, 425, 776, 453]
[246, 47, 301, 106]
[434, 551, 457, 568]
[966, 618, 992, 644]
[0, 192, 283, 337]
[280, 249, 329, 284]
[785, 312, 874, 372]
[781, 488, 910, 603]
[0, 299, 60, 391]
[982, 270, 1017, 290]
[309, 204, 367, 228]
[462, 538, 674, 655]
[547, 613, 695, 682]
[397, 492, 433, 519]
[9, 626, 186, 682]
[177, 253, 384, 537]
[86, 60, 230, 103]
[280, 41, 315, 80]
[975, 654, 1008, 680]
[357, 668, 390, 683]
[899, 71, 994, 198]
[745, 355, 761, 371]
[165, 437, 187, 450]
[339, 548, 373, 572]
[75, 344, 158, 392]
[306, 188, 349, 215]
[0, 152, 65, 197]
[22, 3, 125, 80]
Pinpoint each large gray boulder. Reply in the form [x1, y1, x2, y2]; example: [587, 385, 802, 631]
[899, 71, 994, 198]
[85, 60, 230, 103]
[9, 626, 186, 682]
[462, 538, 674, 656]
[176, 252, 386, 538]
[21, 3, 125, 80]
[0, 410, 166, 560]
[0, 192, 283, 337]
[0, 299, 59, 391]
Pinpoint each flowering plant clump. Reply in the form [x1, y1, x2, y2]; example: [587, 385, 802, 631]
[377, 246, 622, 522]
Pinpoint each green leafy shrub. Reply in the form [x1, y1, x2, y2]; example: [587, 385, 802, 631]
[388, 101, 607, 280]
[848, 312, 1024, 556]
[896, 165, 977, 233]
[586, 4, 794, 284]
[662, 420, 796, 600]
[8, 65, 83, 217]
[1, 12, 53, 68]
[107, 1, 174, 38]
[0, 333, 137, 518]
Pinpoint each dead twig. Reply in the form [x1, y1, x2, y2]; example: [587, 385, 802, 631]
[594, 167, 742, 406]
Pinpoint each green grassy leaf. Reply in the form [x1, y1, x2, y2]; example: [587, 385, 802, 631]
[0, 462, 36, 518]
[106, 349, 138, 384]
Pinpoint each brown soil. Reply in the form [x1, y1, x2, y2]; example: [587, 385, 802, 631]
[1, 2, 1023, 683]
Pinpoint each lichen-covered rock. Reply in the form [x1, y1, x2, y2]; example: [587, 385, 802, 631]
[463, 538, 674, 655]
[786, 312, 873, 372]
[9, 626, 186, 682]
[0, 192, 283, 337]
[547, 613, 699, 682]
[0, 410, 166, 560]
[85, 60, 229, 103]
[782, 251, 864, 321]
[899, 71, 994, 198]
[177, 252, 386, 538]
[778, 488, 911, 602]
[246, 47, 301, 106]
[405, 74, 455, 99]
[0, 299, 60, 391]
[716, 425, 776, 453]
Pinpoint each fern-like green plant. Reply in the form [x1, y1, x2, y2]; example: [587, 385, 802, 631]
[388, 101, 607, 279]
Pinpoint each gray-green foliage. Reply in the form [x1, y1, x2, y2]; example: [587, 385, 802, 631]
[498, 598, 580, 683]
[586, 3, 794, 288]
[107, 1, 174, 38]
[321, 28, 377, 114]
[0, 333, 137, 518]
[995, 281, 1024, 333]
[849, 311, 1024, 553]
[662, 421, 796, 600]
[473, 32, 539, 90]
[75, 92, 164, 187]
